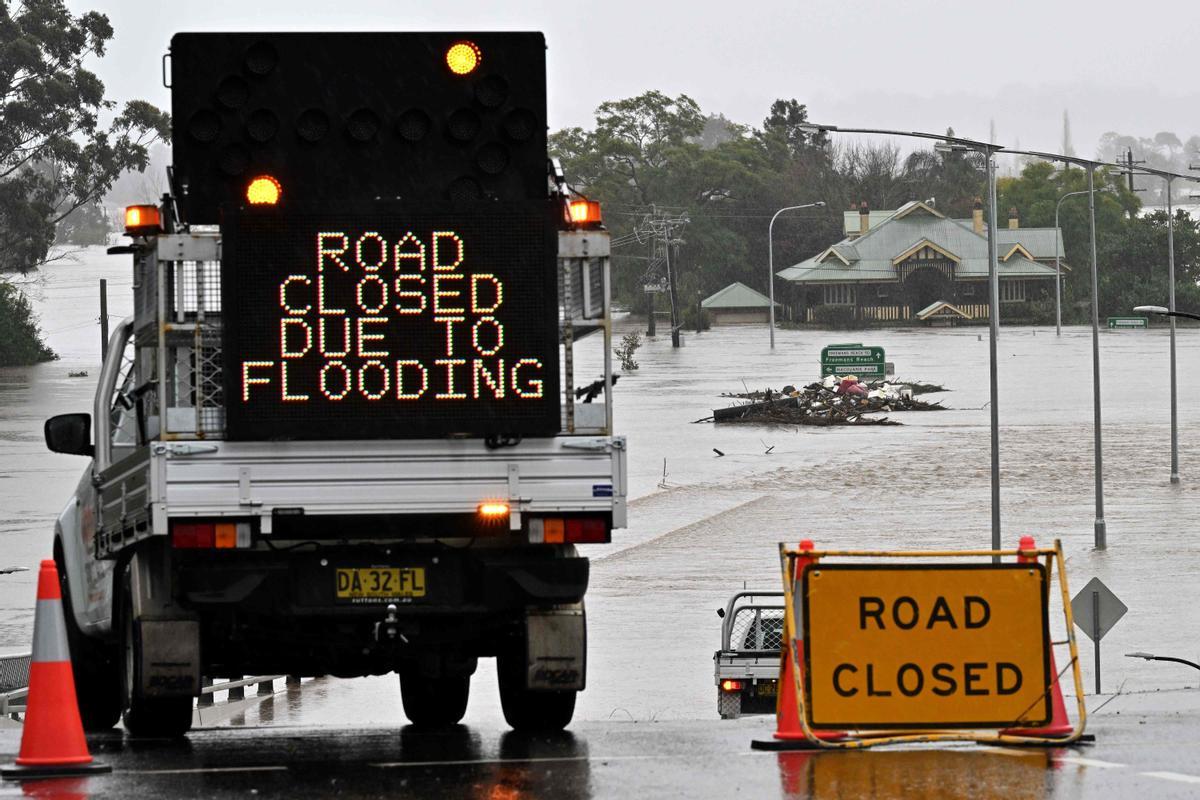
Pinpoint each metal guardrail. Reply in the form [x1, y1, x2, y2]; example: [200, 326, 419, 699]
[197, 675, 292, 706]
[0, 653, 31, 718]
[0, 652, 294, 721]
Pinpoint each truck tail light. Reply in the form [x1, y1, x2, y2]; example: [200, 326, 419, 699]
[528, 516, 610, 544]
[172, 521, 252, 549]
[720, 679, 744, 693]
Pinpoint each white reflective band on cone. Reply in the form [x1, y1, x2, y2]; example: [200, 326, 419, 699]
[31, 599, 71, 663]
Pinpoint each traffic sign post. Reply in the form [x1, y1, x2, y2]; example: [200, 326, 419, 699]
[1070, 577, 1127, 694]
[767, 539, 1089, 749]
[820, 344, 886, 380]
[1107, 316, 1148, 329]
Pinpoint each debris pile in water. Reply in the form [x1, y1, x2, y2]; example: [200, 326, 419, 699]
[704, 375, 947, 426]
[720, 378, 948, 400]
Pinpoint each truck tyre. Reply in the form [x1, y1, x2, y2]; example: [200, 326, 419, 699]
[497, 649, 577, 732]
[398, 669, 470, 727]
[119, 582, 193, 738]
[55, 551, 121, 731]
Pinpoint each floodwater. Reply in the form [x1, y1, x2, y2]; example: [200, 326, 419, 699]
[3, 246, 1200, 728]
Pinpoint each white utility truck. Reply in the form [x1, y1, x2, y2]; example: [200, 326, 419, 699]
[44, 32, 625, 737]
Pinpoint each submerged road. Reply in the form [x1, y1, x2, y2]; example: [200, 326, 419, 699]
[4, 687, 1200, 799]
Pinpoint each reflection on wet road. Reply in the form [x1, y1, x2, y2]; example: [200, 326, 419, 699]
[6, 714, 1200, 799]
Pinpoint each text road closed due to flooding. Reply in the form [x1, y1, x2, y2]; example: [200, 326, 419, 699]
[802, 564, 1051, 729]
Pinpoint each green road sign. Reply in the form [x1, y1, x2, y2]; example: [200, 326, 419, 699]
[1107, 316, 1148, 329]
[821, 343, 886, 378]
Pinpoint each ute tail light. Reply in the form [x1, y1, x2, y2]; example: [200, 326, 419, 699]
[720, 679, 744, 693]
[172, 521, 252, 549]
[528, 516, 609, 545]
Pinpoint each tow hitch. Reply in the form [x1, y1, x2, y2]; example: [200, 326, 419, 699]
[374, 604, 408, 644]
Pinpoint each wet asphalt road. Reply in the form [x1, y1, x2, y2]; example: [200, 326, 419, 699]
[4, 687, 1200, 799]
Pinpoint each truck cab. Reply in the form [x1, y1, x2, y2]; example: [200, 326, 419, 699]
[45, 31, 626, 737]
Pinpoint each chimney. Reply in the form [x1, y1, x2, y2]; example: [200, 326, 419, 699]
[972, 197, 983, 234]
[859, 201, 870, 235]
[1008, 206, 1019, 230]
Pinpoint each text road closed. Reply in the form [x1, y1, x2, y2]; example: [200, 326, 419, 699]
[802, 564, 1050, 729]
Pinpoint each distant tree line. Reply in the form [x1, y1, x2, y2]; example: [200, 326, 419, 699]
[0, 0, 168, 364]
[552, 91, 1200, 325]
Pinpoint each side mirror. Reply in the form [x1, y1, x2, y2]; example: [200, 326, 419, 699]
[44, 413, 94, 457]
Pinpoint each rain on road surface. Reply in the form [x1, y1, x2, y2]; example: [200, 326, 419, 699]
[4, 248, 1200, 797]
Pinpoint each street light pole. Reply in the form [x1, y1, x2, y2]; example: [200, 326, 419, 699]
[802, 122, 1004, 553]
[1011, 149, 1129, 550]
[1054, 189, 1090, 337]
[1087, 164, 1107, 549]
[1112, 160, 1200, 486]
[985, 150, 1002, 560]
[768, 202, 825, 350]
[1166, 175, 1179, 484]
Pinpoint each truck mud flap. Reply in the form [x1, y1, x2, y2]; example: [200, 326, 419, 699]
[525, 607, 585, 691]
[138, 619, 201, 698]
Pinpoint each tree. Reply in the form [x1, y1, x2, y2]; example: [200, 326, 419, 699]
[757, 98, 827, 165]
[0, 278, 55, 364]
[551, 91, 783, 302]
[1, 0, 170, 274]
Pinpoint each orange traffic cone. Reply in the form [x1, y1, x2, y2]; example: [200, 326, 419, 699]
[753, 541, 847, 750]
[1000, 537, 1074, 739]
[1, 560, 111, 780]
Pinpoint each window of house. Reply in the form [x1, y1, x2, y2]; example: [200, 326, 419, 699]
[823, 284, 856, 305]
[1000, 280, 1026, 302]
[877, 285, 891, 298]
[959, 283, 976, 297]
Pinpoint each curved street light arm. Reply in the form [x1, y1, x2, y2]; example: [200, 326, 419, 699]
[768, 201, 825, 349]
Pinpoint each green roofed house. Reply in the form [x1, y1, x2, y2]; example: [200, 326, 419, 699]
[701, 281, 780, 325]
[777, 199, 1067, 323]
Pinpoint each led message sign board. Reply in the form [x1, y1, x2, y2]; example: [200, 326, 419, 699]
[220, 205, 559, 440]
[170, 32, 547, 224]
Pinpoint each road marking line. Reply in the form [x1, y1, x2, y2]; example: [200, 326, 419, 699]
[1142, 771, 1200, 784]
[1057, 757, 1126, 769]
[123, 766, 289, 775]
[373, 754, 665, 768]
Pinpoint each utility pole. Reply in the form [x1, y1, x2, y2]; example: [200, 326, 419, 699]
[665, 228, 681, 347]
[1118, 148, 1145, 219]
[99, 279, 109, 362]
[638, 208, 689, 348]
[645, 233, 657, 337]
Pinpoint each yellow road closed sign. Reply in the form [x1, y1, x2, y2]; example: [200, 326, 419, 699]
[802, 564, 1050, 729]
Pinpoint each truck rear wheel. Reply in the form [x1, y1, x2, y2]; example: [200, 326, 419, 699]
[497, 654, 577, 732]
[55, 553, 121, 731]
[120, 584, 193, 738]
[398, 669, 470, 727]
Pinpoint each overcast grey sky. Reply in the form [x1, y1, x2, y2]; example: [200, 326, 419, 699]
[89, 0, 1200, 157]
